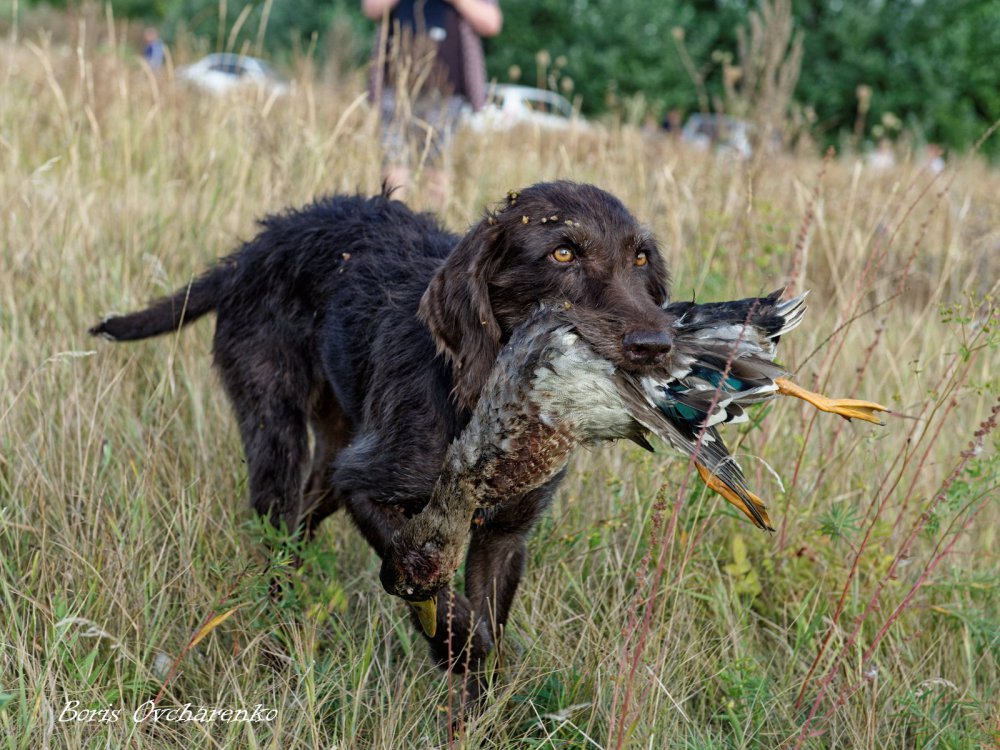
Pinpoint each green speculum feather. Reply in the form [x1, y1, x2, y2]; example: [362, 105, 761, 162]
[661, 401, 701, 423]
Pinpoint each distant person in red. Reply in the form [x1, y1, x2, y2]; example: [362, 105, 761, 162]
[363, 0, 502, 207]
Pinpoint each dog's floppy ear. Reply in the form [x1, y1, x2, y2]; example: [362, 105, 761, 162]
[419, 217, 505, 410]
[647, 261, 670, 306]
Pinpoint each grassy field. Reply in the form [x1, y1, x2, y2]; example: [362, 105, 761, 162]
[1, 22, 999, 750]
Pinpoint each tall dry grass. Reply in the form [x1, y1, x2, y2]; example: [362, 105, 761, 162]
[1, 18, 998, 750]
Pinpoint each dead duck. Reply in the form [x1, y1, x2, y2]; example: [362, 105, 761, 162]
[381, 292, 888, 635]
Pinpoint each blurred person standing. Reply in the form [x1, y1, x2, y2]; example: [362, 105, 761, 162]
[363, 0, 502, 207]
[142, 27, 165, 71]
[922, 143, 945, 174]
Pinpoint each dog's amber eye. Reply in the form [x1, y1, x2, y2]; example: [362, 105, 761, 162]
[635, 252, 648, 267]
[551, 247, 575, 263]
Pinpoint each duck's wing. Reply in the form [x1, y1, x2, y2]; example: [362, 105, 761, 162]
[615, 372, 773, 531]
[662, 290, 809, 421]
[665, 346, 785, 425]
[666, 291, 887, 425]
[664, 289, 808, 353]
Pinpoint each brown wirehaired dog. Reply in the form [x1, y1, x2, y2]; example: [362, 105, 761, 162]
[90, 181, 672, 703]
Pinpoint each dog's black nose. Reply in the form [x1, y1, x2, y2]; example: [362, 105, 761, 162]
[623, 329, 673, 364]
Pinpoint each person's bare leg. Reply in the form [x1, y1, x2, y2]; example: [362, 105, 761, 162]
[425, 167, 450, 211]
[382, 164, 411, 202]
[384, 165, 448, 210]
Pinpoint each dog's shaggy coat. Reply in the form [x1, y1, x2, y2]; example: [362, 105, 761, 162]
[91, 181, 673, 700]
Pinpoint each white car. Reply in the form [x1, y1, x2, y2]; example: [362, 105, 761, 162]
[465, 84, 584, 132]
[177, 54, 288, 96]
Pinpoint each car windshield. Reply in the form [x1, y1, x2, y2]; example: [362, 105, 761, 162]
[493, 87, 573, 119]
[529, 95, 572, 118]
[204, 55, 274, 78]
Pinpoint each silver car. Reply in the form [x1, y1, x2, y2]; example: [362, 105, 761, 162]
[465, 84, 584, 132]
[177, 53, 288, 96]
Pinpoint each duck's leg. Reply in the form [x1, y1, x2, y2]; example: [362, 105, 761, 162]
[695, 463, 774, 531]
[774, 377, 889, 425]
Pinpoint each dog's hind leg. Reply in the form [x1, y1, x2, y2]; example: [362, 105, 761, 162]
[302, 384, 352, 537]
[214, 326, 314, 536]
[238, 402, 311, 535]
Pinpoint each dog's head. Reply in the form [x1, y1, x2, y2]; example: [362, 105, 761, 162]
[420, 181, 672, 409]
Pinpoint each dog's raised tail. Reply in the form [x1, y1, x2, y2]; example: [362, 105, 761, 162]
[89, 265, 227, 341]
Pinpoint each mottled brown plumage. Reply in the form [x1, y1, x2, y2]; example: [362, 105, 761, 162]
[380, 306, 663, 610]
